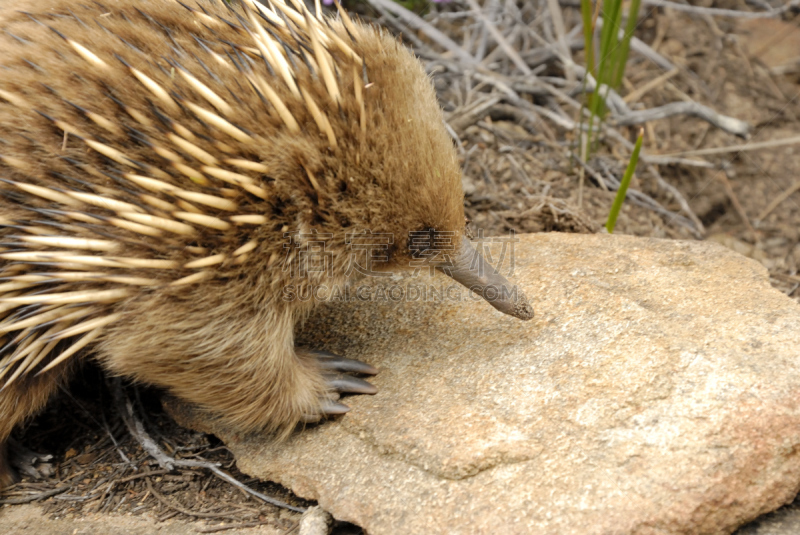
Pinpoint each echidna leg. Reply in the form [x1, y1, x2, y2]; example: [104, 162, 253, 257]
[95, 296, 374, 435]
[0, 366, 73, 490]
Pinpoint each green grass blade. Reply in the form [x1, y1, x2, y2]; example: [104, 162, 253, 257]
[597, 0, 622, 80]
[579, 0, 597, 160]
[611, 0, 642, 89]
[605, 128, 644, 234]
[580, 0, 595, 79]
[593, 0, 622, 119]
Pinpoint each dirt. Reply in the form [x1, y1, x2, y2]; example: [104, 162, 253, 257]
[2, 2, 799, 534]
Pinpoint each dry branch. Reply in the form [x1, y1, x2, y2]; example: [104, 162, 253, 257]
[613, 102, 752, 138]
[364, 0, 478, 66]
[113, 380, 306, 514]
[641, 0, 800, 18]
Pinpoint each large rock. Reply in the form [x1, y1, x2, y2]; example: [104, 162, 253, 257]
[184, 233, 800, 534]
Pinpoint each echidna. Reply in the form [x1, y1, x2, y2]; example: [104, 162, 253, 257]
[0, 0, 533, 487]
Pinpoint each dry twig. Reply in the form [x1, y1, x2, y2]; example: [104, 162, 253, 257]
[0, 486, 70, 505]
[664, 135, 800, 158]
[719, 168, 757, 236]
[641, 0, 800, 18]
[466, 0, 532, 75]
[757, 181, 800, 222]
[613, 102, 751, 138]
[113, 380, 306, 514]
[364, 0, 478, 65]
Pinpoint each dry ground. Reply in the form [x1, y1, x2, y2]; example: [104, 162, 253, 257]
[2, 1, 799, 533]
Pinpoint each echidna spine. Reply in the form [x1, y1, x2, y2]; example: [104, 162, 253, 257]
[0, 0, 369, 389]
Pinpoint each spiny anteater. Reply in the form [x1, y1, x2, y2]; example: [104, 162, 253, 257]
[0, 0, 533, 487]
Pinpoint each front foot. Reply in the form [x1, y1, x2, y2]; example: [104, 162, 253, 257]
[304, 351, 378, 422]
[7, 438, 54, 481]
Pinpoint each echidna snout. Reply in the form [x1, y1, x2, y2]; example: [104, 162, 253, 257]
[0, 0, 532, 488]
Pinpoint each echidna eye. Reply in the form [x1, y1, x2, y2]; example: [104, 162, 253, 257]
[408, 227, 436, 257]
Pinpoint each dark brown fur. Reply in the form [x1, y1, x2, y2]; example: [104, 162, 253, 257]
[0, 0, 466, 487]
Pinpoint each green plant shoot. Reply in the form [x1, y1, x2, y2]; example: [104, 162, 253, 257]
[580, 0, 642, 159]
[605, 128, 644, 234]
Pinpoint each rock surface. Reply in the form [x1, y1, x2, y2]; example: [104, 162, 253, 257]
[182, 233, 800, 534]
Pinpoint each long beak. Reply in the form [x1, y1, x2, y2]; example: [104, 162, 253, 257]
[438, 238, 534, 321]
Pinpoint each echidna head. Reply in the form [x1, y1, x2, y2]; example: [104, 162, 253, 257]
[251, 18, 531, 319]
[263, 29, 466, 269]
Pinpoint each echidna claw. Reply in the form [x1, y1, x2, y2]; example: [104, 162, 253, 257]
[312, 350, 379, 375]
[300, 413, 322, 424]
[302, 351, 377, 424]
[320, 399, 350, 415]
[301, 399, 350, 424]
[324, 373, 378, 395]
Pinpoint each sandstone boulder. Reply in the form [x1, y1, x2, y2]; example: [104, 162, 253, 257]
[185, 233, 800, 534]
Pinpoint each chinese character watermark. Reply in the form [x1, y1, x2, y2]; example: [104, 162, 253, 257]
[344, 230, 393, 277]
[282, 230, 333, 278]
[280, 228, 518, 279]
